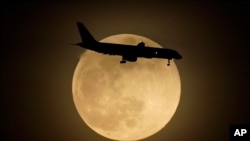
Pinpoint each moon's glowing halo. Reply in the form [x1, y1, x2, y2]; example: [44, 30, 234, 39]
[72, 34, 181, 141]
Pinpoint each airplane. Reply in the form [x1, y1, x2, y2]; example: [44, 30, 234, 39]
[73, 22, 182, 66]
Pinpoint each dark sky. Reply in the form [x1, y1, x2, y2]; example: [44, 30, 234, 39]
[1, 1, 250, 141]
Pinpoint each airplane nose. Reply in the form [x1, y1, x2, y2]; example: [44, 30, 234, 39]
[178, 54, 182, 59]
[176, 52, 182, 59]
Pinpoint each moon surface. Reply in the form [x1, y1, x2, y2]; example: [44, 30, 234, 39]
[72, 34, 181, 141]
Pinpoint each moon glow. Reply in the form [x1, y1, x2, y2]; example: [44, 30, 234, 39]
[72, 34, 181, 141]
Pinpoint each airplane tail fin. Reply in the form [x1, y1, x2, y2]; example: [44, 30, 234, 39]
[77, 22, 97, 45]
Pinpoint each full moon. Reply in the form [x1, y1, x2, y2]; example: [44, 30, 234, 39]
[72, 34, 181, 141]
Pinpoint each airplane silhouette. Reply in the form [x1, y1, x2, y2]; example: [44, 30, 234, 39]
[74, 22, 182, 66]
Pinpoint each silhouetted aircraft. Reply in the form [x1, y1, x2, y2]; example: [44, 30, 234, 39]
[74, 22, 182, 66]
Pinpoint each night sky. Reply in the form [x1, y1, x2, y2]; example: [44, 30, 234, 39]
[1, 1, 250, 141]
